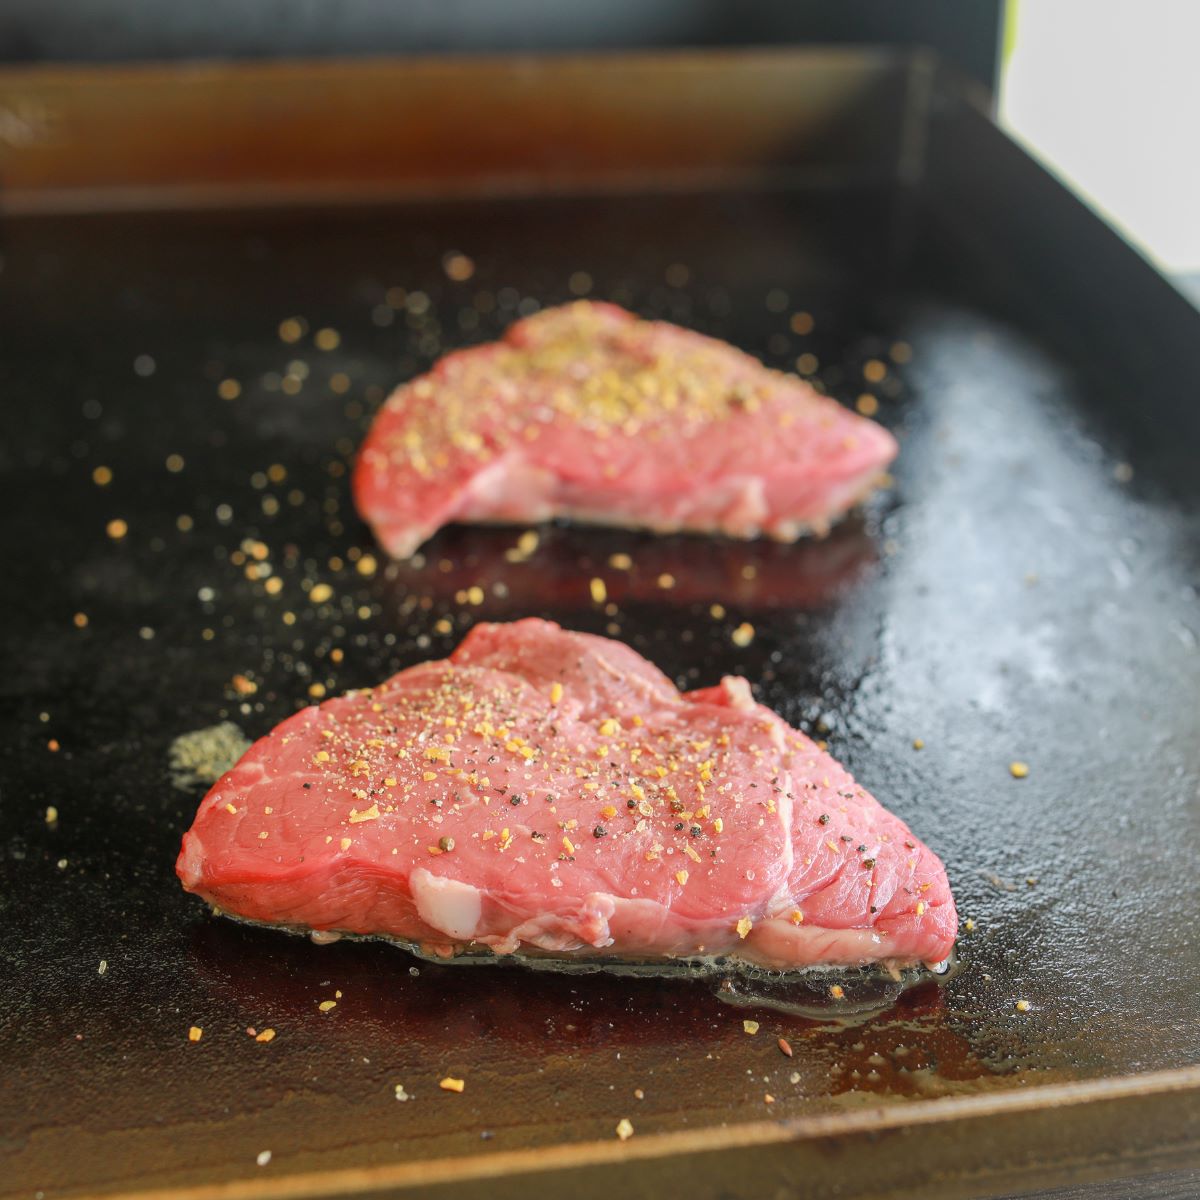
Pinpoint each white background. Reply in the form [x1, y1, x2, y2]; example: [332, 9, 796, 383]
[1002, 0, 1200, 274]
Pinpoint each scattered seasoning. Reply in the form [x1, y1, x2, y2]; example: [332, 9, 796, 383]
[308, 683, 327, 699]
[314, 328, 341, 351]
[231, 674, 258, 696]
[1009, 761, 1030, 779]
[550, 681, 564, 705]
[657, 573, 675, 589]
[735, 916, 753, 939]
[45, 805, 58, 824]
[278, 317, 304, 343]
[438, 836, 456, 852]
[356, 554, 378, 577]
[777, 1037, 793, 1057]
[255, 1028, 276, 1043]
[743, 1020, 759, 1035]
[106, 518, 128, 540]
[394, 1084, 410, 1102]
[218, 378, 242, 400]
[608, 553, 633, 570]
[98, 960, 107, 975]
[443, 252, 476, 282]
[47, 739, 60, 755]
[92, 466, 113, 486]
[589, 578, 607, 604]
[439, 1076, 465, 1093]
[73, 612, 89, 628]
[615, 1118, 634, 1141]
[318, 1000, 337, 1012]
[256, 1151, 272, 1168]
[731, 622, 755, 648]
[188, 1026, 203, 1042]
[964, 918, 977, 932]
[309, 583, 333, 604]
[829, 985, 845, 1000]
[674, 869, 689, 885]
[1015, 999, 1031, 1013]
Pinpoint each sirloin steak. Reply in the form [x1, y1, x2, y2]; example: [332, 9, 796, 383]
[178, 620, 956, 970]
[353, 302, 898, 558]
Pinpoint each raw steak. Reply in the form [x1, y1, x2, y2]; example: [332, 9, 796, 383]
[353, 302, 898, 558]
[177, 620, 956, 970]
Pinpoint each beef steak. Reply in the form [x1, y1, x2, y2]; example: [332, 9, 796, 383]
[177, 620, 956, 970]
[353, 302, 898, 558]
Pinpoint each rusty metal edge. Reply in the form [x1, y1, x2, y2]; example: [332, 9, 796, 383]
[79, 1065, 1200, 1200]
[0, 47, 910, 215]
[0, 166, 869, 217]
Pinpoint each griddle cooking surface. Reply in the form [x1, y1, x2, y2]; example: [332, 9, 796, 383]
[1, 188, 1198, 1197]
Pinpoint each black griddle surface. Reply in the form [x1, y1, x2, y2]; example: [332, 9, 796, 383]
[1, 188, 1198, 1197]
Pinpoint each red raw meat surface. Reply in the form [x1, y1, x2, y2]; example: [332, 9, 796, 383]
[353, 302, 898, 557]
[178, 620, 956, 970]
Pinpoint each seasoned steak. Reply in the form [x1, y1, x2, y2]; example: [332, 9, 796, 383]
[353, 302, 898, 558]
[177, 621, 955, 970]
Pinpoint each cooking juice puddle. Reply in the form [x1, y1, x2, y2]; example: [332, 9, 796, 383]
[269, 913, 961, 1020]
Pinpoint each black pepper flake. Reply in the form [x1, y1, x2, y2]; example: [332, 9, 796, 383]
[510, 794, 525, 806]
[626, 798, 637, 809]
[674, 822, 684, 831]
[593, 825, 607, 838]
[863, 858, 876, 869]
[430, 798, 443, 808]
[818, 814, 830, 824]
[857, 844, 866, 853]
[302, 782, 312, 789]
[689, 825, 702, 837]
[438, 836, 455, 852]
[904, 840, 915, 849]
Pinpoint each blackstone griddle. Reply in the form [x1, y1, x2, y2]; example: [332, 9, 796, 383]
[0, 51, 1198, 1200]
